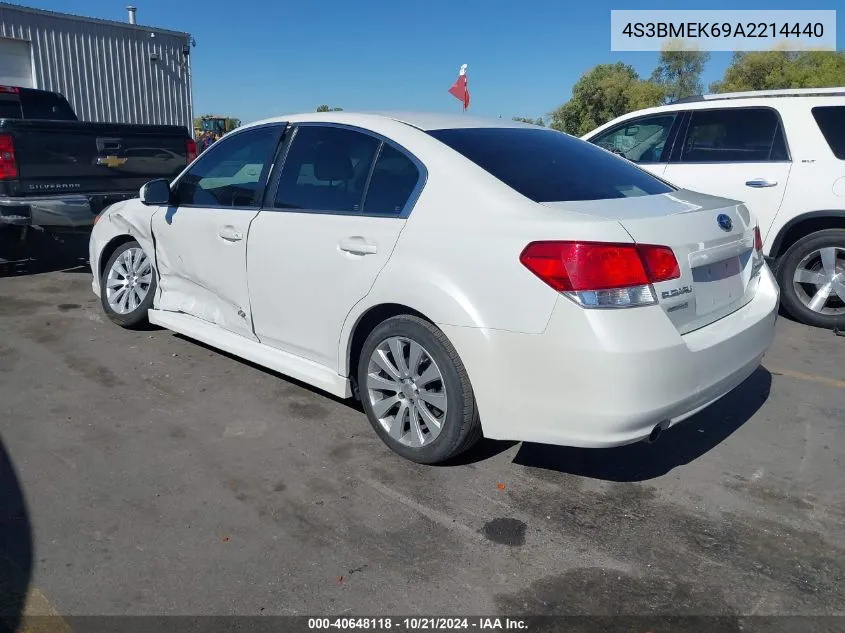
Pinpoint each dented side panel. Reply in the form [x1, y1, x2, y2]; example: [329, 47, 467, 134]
[89, 199, 159, 298]
[150, 205, 259, 340]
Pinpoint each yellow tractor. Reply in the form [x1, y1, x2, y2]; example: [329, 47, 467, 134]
[193, 115, 241, 140]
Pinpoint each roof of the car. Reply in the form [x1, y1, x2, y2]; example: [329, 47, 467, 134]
[246, 111, 539, 132]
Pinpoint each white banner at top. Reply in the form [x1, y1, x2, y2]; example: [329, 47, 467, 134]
[610, 10, 837, 52]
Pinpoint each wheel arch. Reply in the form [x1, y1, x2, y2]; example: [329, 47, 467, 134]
[343, 303, 432, 387]
[769, 210, 845, 260]
[97, 234, 138, 280]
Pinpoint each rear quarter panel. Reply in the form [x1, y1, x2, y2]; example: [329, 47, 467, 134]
[334, 127, 634, 375]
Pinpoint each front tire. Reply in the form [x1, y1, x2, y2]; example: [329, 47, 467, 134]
[100, 240, 156, 328]
[776, 229, 845, 329]
[357, 315, 481, 464]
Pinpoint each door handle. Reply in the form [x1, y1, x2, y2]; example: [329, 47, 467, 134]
[339, 237, 378, 255]
[218, 226, 243, 242]
[745, 178, 778, 188]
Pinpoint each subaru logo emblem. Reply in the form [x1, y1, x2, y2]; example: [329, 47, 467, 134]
[717, 214, 733, 232]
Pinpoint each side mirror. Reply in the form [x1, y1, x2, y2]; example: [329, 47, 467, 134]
[139, 179, 172, 206]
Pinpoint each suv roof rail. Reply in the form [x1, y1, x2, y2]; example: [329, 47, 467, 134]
[672, 87, 845, 104]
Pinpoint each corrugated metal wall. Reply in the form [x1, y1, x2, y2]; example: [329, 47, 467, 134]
[0, 4, 192, 133]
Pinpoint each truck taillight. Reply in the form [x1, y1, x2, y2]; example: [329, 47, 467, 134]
[520, 241, 680, 308]
[0, 134, 18, 180]
[186, 139, 197, 164]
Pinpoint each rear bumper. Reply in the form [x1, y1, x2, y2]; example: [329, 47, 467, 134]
[440, 265, 779, 448]
[0, 193, 134, 229]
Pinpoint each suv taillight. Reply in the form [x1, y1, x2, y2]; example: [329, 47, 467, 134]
[754, 226, 763, 252]
[186, 139, 197, 164]
[0, 134, 18, 180]
[520, 241, 680, 308]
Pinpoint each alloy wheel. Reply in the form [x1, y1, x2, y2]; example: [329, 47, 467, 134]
[365, 337, 448, 448]
[105, 247, 153, 314]
[792, 247, 845, 316]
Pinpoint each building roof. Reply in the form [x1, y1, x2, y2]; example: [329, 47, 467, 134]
[0, 2, 190, 38]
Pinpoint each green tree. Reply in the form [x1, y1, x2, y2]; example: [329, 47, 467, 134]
[650, 41, 711, 102]
[512, 116, 545, 126]
[548, 62, 665, 136]
[710, 49, 845, 93]
[316, 105, 344, 112]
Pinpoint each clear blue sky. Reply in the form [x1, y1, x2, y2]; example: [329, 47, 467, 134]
[23, 0, 845, 123]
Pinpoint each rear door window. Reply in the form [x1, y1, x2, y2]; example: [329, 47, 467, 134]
[275, 125, 380, 213]
[677, 108, 789, 163]
[812, 106, 845, 159]
[428, 127, 674, 202]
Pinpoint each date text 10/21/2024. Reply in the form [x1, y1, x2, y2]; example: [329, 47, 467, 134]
[307, 618, 528, 630]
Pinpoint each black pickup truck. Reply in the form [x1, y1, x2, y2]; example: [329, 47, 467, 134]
[0, 86, 194, 243]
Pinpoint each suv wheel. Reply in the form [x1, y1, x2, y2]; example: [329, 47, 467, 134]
[776, 229, 845, 329]
[100, 240, 157, 328]
[357, 315, 482, 464]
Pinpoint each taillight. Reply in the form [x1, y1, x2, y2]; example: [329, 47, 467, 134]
[754, 226, 763, 252]
[0, 86, 20, 94]
[186, 139, 197, 164]
[520, 241, 680, 308]
[0, 134, 18, 180]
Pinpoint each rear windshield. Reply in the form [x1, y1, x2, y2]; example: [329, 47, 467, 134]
[20, 90, 77, 121]
[427, 127, 675, 202]
[812, 106, 845, 160]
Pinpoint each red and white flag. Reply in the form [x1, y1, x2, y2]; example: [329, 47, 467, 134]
[448, 64, 470, 110]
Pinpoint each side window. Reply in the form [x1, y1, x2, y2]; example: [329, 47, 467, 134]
[362, 143, 420, 215]
[591, 114, 677, 164]
[678, 108, 788, 163]
[275, 126, 379, 213]
[812, 106, 845, 160]
[175, 126, 281, 208]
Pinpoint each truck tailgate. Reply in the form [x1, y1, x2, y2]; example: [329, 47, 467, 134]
[5, 120, 190, 195]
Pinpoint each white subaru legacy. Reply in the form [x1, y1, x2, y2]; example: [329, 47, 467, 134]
[89, 112, 779, 464]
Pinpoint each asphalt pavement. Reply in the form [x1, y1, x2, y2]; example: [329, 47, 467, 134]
[0, 232, 843, 625]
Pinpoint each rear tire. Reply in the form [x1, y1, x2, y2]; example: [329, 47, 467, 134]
[357, 315, 481, 464]
[100, 240, 156, 329]
[776, 229, 845, 330]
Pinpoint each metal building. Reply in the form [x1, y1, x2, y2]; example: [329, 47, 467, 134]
[0, 2, 193, 132]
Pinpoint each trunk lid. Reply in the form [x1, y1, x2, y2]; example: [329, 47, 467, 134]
[3, 120, 190, 196]
[543, 190, 763, 333]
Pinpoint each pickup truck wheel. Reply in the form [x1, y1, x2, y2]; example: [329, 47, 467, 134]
[100, 240, 156, 329]
[358, 315, 482, 464]
[776, 229, 845, 330]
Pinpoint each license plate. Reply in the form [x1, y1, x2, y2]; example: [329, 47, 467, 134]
[692, 256, 745, 315]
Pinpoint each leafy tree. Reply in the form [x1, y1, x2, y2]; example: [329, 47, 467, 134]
[710, 49, 845, 93]
[512, 116, 545, 126]
[316, 105, 344, 112]
[548, 62, 665, 136]
[650, 41, 711, 102]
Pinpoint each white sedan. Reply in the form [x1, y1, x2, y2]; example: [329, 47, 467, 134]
[89, 112, 779, 464]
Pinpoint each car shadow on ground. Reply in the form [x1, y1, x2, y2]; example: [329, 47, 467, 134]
[511, 367, 772, 482]
[0, 230, 91, 278]
[0, 440, 33, 633]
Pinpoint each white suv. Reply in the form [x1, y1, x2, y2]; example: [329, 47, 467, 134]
[584, 87, 845, 329]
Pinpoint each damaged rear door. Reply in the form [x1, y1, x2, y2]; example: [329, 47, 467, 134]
[151, 124, 285, 339]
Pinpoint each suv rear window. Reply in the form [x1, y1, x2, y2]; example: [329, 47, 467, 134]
[812, 106, 845, 160]
[427, 127, 675, 202]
